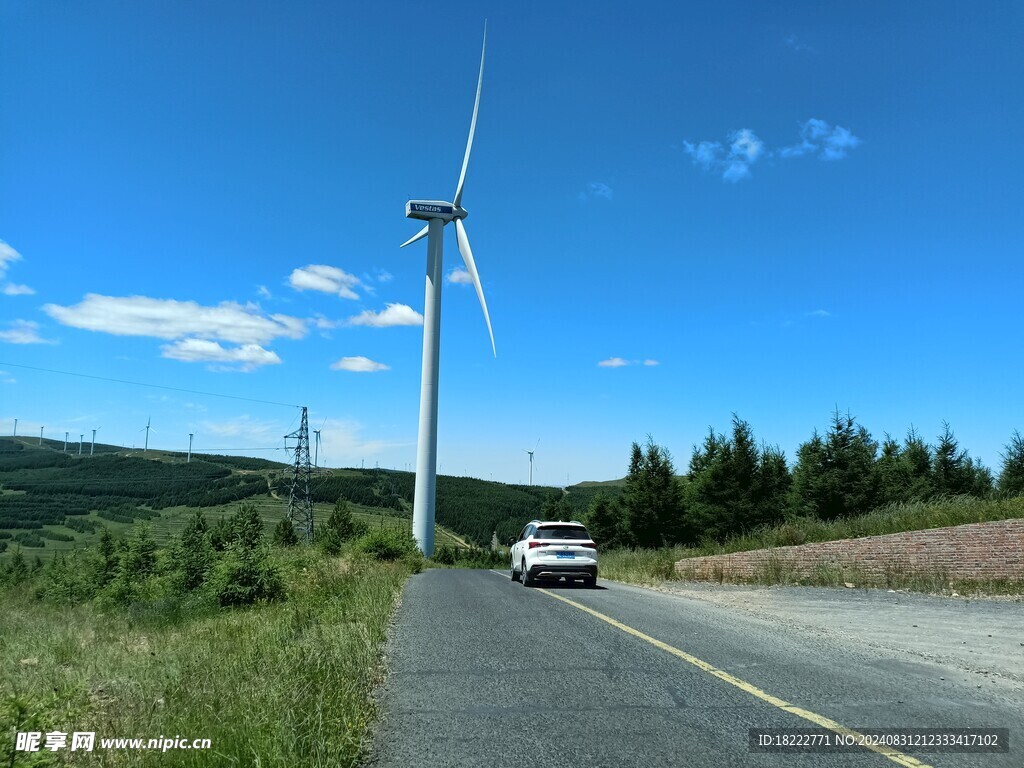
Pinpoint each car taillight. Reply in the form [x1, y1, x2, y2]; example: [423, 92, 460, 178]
[583, 542, 597, 551]
[528, 541, 545, 549]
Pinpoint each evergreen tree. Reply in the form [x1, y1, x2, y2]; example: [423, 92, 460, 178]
[877, 434, 908, 505]
[754, 444, 791, 528]
[4, 548, 28, 585]
[209, 517, 234, 552]
[319, 499, 368, 555]
[932, 422, 973, 496]
[96, 527, 118, 586]
[622, 438, 682, 547]
[902, 427, 934, 500]
[174, 511, 213, 591]
[229, 502, 264, 549]
[583, 494, 630, 549]
[789, 411, 880, 519]
[120, 525, 158, 581]
[273, 518, 299, 547]
[998, 430, 1024, 496]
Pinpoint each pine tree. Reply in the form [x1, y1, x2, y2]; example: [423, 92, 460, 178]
[229, 502, 264, 549]
[96, 527, 118, 586]
[583, 494, 630, 549]
[319, 499, 368, 555]
[621, 438, 682, 547]
[998, 430, 1024, 496]
[273, 518, 299, 547]
[754, 444, 791, 528]
[789, 411, 879, 519]
[902, 427, 934, 500]
[174, 511, 213, 591]
[933, 422, 972, 496]
[877, 434, 910, 505]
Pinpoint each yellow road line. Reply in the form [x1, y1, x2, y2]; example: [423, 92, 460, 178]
[538, 587, 933, 768]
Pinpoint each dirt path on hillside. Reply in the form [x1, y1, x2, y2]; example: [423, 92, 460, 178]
[645, 582, 1024, 688]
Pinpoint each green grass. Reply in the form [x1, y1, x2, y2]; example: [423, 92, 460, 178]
[1, 549, 416, 767]
[599, 495, 1024, 593]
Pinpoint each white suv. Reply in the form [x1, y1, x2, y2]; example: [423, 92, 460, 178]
[510, 520, 598, 588]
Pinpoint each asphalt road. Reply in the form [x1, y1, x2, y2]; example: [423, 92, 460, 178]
[368, 570, 1023, 768]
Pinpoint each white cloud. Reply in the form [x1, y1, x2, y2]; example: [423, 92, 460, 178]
[161, 339, 282, 371]
[0, 240, 22, 276]
[288, 264, 364, 300]
[581, 182, 614, 200]
[783, 34, 815, 54]
[43, 294, 307, 345]
[447, 268, 473, 285]
[0, 320, 54, 345]
[3, 283, 35, 296]
[780, 119, 862, 161]
[347, 303, 423, 328]
[805, 309, 831, 318]
[257, 285, 272, 299]
[376, 270, 393, 283]
[0, 370, 15, 384]
[315, 417, 413, 464]
[330, 356, 390, 373]
[599, 357, 660, 368]
[684, 130, 764, 182]
[685, 120, 859, 181]
[199, 415, 283, 445]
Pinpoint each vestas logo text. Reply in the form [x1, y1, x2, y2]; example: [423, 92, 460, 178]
[411, 204, 452, 214]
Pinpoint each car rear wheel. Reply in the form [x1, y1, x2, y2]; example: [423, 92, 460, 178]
[521, 560, 534, 587]
[583, 576, 597, 588]
[510, 563, 520, 582]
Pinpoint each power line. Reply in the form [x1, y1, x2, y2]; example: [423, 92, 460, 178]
[0, 362, 300, 408]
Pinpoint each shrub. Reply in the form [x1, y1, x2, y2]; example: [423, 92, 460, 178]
[355, 528, 420, 561]
[319, 499, 369, 555]
[212, 545, 286, 607]
[273, 517, 299, 547]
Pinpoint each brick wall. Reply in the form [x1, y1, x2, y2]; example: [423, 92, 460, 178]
[674, 519, 1024, 582]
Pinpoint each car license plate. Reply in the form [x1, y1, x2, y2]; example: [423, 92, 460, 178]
[556, 552, 575, 559]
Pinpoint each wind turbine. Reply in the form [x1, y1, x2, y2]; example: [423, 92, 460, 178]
[64, 431, 69, 453]
[91, 427, 100, 456]
[141, 417, 154, 454]
[188, 432, 194, 463]
[401, 24, 495, 557]
[39, 426, 44, 446]
[12, 418, 17, 437]
[524, 439, 539, 486]
[78, 434, 84, 456]
[313, 429, 322, 469]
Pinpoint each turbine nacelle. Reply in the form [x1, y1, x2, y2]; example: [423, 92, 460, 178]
[405, 200, 468, 223]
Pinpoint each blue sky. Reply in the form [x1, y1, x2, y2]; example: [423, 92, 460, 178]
[1, 1, 1021, 485]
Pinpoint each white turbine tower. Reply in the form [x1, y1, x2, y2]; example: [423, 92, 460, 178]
[188, 432, 194, 463]
[142, 417, 154, 454]
[91, 427, 100, 456]
[401, 24, 495, 557]
[313, 429, 322, 469]
[524, 439, 539, 486]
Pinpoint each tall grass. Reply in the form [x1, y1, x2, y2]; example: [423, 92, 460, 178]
[1, 549, 415, 767]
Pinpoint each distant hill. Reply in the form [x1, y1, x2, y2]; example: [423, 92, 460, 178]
[0, 439, 589, 554]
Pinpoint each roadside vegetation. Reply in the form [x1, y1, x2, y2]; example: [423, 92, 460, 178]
[0, 500, 422, 767]
[576, 413, 1024, 592]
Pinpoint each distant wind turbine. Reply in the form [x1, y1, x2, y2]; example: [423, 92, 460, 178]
[188, 432, 194, 463]
[64, 431, 69, 453]
[39, 426, 44, 446]
[12, 418, 17, 437]
[313, 429, 322, 469]
[91, 427, 100, 456]
[524, 439, 539, 486]
[141, 417, 154, 453]
[401, 23, 495, 557]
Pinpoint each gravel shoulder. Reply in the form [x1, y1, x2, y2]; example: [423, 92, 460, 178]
[641, 581, 1024, 687]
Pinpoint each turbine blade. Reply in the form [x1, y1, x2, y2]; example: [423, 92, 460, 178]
[453, 22, 486, 208]
[400, 224, 430, 248]
[455, 218, 496, 357]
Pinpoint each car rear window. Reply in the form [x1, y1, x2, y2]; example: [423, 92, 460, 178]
[536, 526, 590, 540]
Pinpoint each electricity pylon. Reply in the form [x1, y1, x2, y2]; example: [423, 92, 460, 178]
[285, 406, 315, 544]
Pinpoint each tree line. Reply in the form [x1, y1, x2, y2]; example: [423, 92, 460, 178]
[582, 412, 1024, 548]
